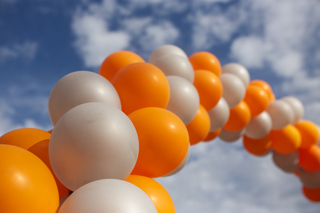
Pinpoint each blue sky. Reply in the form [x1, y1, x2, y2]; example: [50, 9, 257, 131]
[1, 0, 320, 212]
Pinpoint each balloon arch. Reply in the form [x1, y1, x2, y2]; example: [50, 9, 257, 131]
[0, 45, 319, 212]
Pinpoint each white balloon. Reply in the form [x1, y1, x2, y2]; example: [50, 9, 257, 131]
[153, 54, 194, 83]
[220, 73, 246, 108]
[222, 63, 250, 87]
[281, 96, 304, 124]
[49, 102, 139, 191]
[219, 128, 246, 143]
[164, 144, 190, 176]
[272, 150, 299, 173]
[58, 179, 157, 213]
[48, 71, 121, 126]
[207, 97, 230, 132]
[148, 44, 188, 64]
[166, 76, 199, 125]
[266, 100, 294, 130]
[299, 168, 320, 189]
[245, 111, 272, 139]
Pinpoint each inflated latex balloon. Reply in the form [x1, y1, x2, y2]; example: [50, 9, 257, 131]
[129, 107, 189, 178]
[189, 51, 221, 77]
[0, 145, 59, 213]
[186, 105, 210, 145]
[165, 145, 191, 176]
[219, 128, 246, 143]
[224, 101, 251, 131]
[243, 134, 271, 156]
[149, 44, 188, 64]
[48, 71, 121, 125]
[207, 97, 230, 131]
[243, 85, 269, 117]
[272, 150, 299, 173]
[112, 62, 170, 115]
[203, 129, 222, 142]
[126, 175, 175, 213]
[222, 63, 250, 87]
[302, 186, 320, 202]
[317, 125, 320, 146]
[28, 139, 69, 198]
[99, 51, 144, 81]
[49, 102, 139, 191]
[193, 70, 223, 111]
[299, 169, 320, 189]
[299, 145, 320, 172]
[270, 124, 301, 154]
[249, 80, 275, 102]
[245, 111, 272, 139]
[153, 54, 194, 83]
[295, 120, 319, 149]
[58, 179, 157, 213]
[166, 76, 200, 125]
[0, 128, 51, 150]
[266, 100, 294, 130]
[281, 96, 304, 124]
[220, 73, 246, 109]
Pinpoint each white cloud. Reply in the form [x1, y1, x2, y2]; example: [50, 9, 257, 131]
[0, 41, 38, 63]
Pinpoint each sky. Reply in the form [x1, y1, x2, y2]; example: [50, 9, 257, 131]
[1, 0, 320, 212]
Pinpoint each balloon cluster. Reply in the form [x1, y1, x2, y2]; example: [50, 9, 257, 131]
[1, 45, 320, 212]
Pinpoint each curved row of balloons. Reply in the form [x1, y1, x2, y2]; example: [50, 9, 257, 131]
[0, 44, 320, 213]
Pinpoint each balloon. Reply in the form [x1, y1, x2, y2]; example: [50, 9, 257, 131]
[220, 73, 246, 108]
[49, 102, 139, 191]
[0, 128, 51, 150]
[222, 63, 250, 87]
[28, 139, 69, 198]
[165, 145, 191, 176]
[302, 186, 320, 202]
[245, 111, 272, 139]
[223, 101, 251, 131]
[243, 85, 269, 117]
[149, 44, 188, 64]
[112, 62, 170, 115]
[48, 71, 121, 125]
[166, 76, 200, 125]
[295, 120, 319, 149]
[186, 105, 210, 145]
[207, 97, 230, 131]
[249, 80, 275, 102]
[266, 100, 294, 130]
[188, 51, 221, 77]
[58, 179, 157, 213]
[299, 145, 320, 172]
[270, 124, 301, 154]
[153, 54, 194, 83]
[219, 128, 246, 143]
[0, 145, 59, 213]
[281, 96, 304, 124]
[99, 50, 145, 81]
[243, 134, 271, 156]
[126, 175, 175, 213]
[202, 129, 222, 142]
[129, 107, 189, 178]
[317, 125, 320, 146]
[272, 150, 299, 173]
[193, 70, 223, 111]
[299, 169, 320, 189]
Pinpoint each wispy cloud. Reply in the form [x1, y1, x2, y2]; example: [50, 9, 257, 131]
[0, 41, 38, 63]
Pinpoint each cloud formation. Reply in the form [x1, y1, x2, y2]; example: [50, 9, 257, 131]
[0, 41, 38, 63]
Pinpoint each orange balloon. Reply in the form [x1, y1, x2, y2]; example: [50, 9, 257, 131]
[0, 145, 59, 213]
[299, 145, 320, 172]
[243, 85, 269, 117]
[99, 50, 144, 81]
[193, 70, 223, 111]
[243, 134, 272, 156]
[295, 120, 319, 149]
[129, 107, 189, 178]
[223, 101, 251, 131]
[189, 51, 221, 77]
[112, 62, 170, 115]
[126, 175, 175, 213]
[249, 80, 275, 102]
[270, 125, 301, 154]
[202, 128, 222, 142]
[186, 105, 210, 145]
[302, 186, 320, 202]
[28, 139, 69, 198]
[0, 128, 51, 150]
